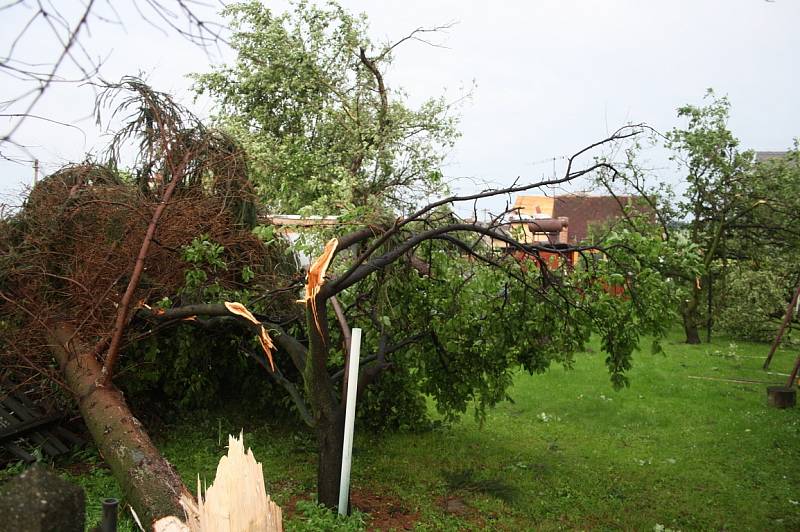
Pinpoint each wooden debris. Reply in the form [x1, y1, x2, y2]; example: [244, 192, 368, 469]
[154, 433, 282, 532]
[766, 371, 791, 377]
[152, 516, 187, 532]
[767, 385, 797, 408]
[0, 388, 83, 462]
[688, 375, 774, 385]
[299, 238, 338, 337]
[301, 238, 338, 303]
[224, 302, 276, 371]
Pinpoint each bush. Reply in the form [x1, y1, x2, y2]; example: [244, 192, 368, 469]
[356, 364, 430, 432]
[117, 325, 295, 422]
[287, 500, 366, 531]
[716, 269, 789, 342]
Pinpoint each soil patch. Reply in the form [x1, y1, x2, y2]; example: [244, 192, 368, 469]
[351, 488, 419, 530]
[284, 488, 419, 530]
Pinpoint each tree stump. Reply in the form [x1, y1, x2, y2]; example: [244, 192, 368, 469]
[767, 386, 797, 408]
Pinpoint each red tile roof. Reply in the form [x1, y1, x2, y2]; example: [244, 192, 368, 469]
[550, 195, 648, 244]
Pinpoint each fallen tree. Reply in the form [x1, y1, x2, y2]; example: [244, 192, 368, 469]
[48, 325, 191, 523]
[124, 127, 683, 508]
[0, 79, 297, 526]
[0, 77, 683, 522]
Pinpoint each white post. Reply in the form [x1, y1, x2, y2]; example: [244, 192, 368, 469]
[338, 327, 362, 515]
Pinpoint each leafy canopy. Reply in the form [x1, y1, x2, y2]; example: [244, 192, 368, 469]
[326, 221, 683, 425]
[194, 0, 459, 217]
[665, 89, 755, 266]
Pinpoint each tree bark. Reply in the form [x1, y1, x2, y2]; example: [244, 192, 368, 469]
[682, 287, 702, 344]
[315, 408, 345, 509]
[683, 317, 701, 344]
[303, 298, 347, 508]
[48, 325, 192, 528]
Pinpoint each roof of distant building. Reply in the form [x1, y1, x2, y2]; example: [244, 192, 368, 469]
[262, 215, 339, 227]
[513, 194, 650, 244]
[755, 151, 788, 163]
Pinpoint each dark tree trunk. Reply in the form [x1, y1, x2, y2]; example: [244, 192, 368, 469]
[315, 408, 345, 508]
[681, 283, 703, 344]
[304, 298, 347, 508]
[706, 273, 713, 343]
[683, 318, 701, 345]
[48, 325, 191, 527]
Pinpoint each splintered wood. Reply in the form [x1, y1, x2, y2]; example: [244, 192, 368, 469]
[224, 301, 276, 371]
[299, 238, 338, 336]
[301, 238, 338, 303]
[154, 433, 282, 532]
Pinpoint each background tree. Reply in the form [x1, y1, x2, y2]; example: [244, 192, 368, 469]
[715, 267, 789, 342]
[714, 145, 800, 342]
[192, 0, 459, 217]
[663, 90, 756, 343]
[599, 92, 800, 345]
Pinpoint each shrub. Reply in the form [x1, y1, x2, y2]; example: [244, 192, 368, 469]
[716, 269, 789, 342]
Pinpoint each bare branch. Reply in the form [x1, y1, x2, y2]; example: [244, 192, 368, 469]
[1, 1, 228, 153]
[375, 22, 457, 62]
[330, 128, 641, 292]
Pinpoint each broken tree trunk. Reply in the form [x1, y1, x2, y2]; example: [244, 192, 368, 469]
[159, 433, 282, 532]
[48, 325, 192, 528]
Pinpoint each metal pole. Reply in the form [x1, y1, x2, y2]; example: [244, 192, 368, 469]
[338, 328, 362, 516]
[33, 159, 39, 185]
[101, 498, 118, 532]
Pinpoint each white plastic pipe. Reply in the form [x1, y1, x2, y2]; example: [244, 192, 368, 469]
[338, 327, 362, 515]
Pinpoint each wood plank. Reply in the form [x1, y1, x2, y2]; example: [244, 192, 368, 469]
[0, 406, 22, 427]
[0, 397, 66, 455]
[6, 392, 76, 451]
[0, 413, 64, 444]
[2, 442, 36, 463]
[688, 375, 775, 385]
[1, 398, 64, 455]
[0, 399, 37, 461]
[52, 426, 85, 447]
[0, 386, 80, 456]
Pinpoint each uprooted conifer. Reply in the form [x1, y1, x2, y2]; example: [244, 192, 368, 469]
[0, 78, 299, 525]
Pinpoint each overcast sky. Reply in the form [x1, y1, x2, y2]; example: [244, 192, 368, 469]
[1, 0, 798, 216]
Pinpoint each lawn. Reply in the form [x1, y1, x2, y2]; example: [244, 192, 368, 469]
[7, 329, 800, 530]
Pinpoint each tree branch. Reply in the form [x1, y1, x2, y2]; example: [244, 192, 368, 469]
[135, 302, 308, 372]
[102, 150, 192, 383]
[330, 129, 641, 289]
[242, 348, 314, 428]
[323, 221, 595, 297]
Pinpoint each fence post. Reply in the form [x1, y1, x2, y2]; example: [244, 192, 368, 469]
[338, 327, 362, 515]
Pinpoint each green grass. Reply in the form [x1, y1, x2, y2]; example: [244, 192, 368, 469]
[6, 329, 800, 530]
[345, 332, 800, 530]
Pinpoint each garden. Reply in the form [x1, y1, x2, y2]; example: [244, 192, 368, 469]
[15, 330, 795, 530]
[1, 2, 800, 531]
